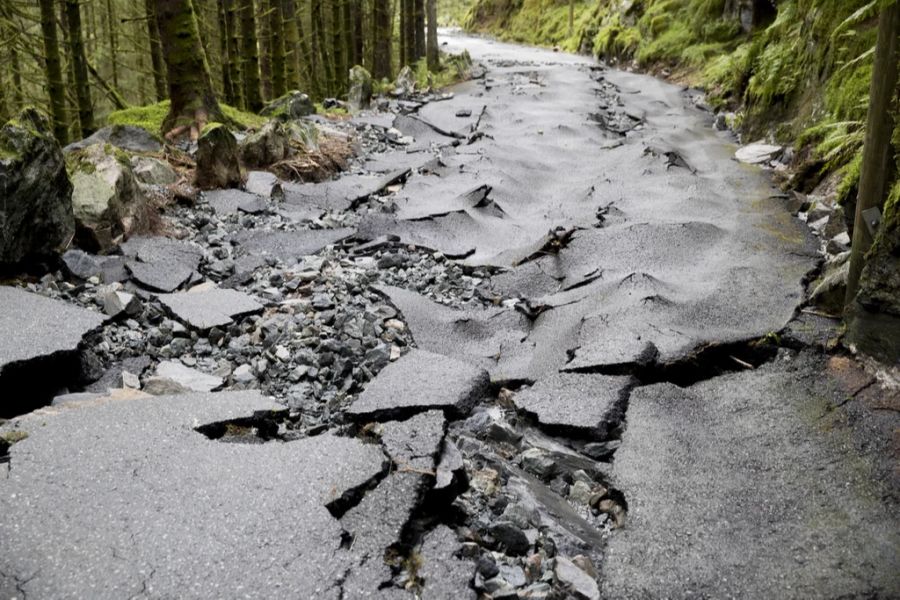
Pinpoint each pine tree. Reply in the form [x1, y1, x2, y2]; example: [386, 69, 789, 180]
[145, 0, 168, 101]
[240, 0, 263, 111]
[64, 0, 95, 137]
[38, 0, 69, 144]
[372, 0, 392, 80]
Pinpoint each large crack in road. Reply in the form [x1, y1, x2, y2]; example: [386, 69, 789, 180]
[1, 32, 898, 599]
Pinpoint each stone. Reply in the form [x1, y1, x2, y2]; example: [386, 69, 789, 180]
[394, 66, 417, 97]
[734, 142, 782, 165]
[490, 521, 531, 556]
[245, 170, 284, 200]
[826, 231, 851, 255]
[195, 124, 241, 190]
[260, 90, 316, 121]
[62, 249, 102, 280]
[240, 121, 292, 168]
[233, 363, 255, 384]
[810, 260, 849, 314]
[347, 349, 489, 419]
[0, 108, 75, 264]
[122, 236, 203, 293]
[131, 155, 177, 185]
[142, 376, 191, 395]
[159, 288, 263, 330]
[568, 480, 592, 505]
[101, 289, 141, 318]
[554, 556, 600, 600]
[63, 124, 162, 154]
[154, 360, 223, 392]
[348, 66, 374, 111]
[69, 143, 150, 252]
[519, 448, 557, 480]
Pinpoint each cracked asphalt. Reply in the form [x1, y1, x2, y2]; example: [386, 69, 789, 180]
[1, 32, 898, 599]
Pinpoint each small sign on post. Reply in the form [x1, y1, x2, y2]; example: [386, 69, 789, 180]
[861, 207, 882, 237]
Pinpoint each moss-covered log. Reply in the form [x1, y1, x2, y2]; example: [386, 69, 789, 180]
[155, 0, 225, 138]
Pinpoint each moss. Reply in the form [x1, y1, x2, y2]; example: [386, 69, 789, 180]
[109, 101, 266, 136]
[1, 430, 28, 444]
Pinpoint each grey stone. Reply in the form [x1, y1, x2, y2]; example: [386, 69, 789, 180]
[131, 155, 177, 185]
[245, 170, 284, 200]
[260, 90, 316, 121]
[347, 349, 489, 419]
[0, 108, 75, 264]
[240, 122, 291, 168]
[519, 448, 557, 480]
[734, 142, 782, 164]
[159, 288, 263, 330]
[394, 65, 417, 97]
[122, 236, 203, 293]
[380, 410, 445, 470]
[154, 360, 223, 392]
[232, 364, 255, 384]
[490, 521, 531, 556]
[64, 124, 162, 154]
[555, 556, 599, 600]
[348, 66, 373, 111]
[231, 228, 353, 264]
[101, 288, 140, 317]
[62, 249, 102, 280]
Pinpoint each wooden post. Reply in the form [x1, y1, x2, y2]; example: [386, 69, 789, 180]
[845, 1, 900, 307]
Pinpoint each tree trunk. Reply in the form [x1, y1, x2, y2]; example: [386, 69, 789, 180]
[64, 0, 96, 137]
[331, 0, 346, 93]
[145, 0, 168, 101]
[414, 0, 425, 61]
[352, 0, 364, 68]
[372, 0, 392, 80]
[105, 0, 119, 88]
[240, 0, 263, 111]
[155, 0, 224, 138]
[845, 1, 900, 306]
[225, 0, 243, 107]
[300, 1, 320, 97]
[39, 0, 69, 144]
[342, 0, 354, 71]
[281, 0, 301, 90]
[10, 41, 24, 109]
[270, 0, 286, 97]
[258, 0, 273, 101]
[400, 0, 408, 66]
[426, 0, 438, 71]
[217, 0, 234, 103]
[312, 0, 335, 96]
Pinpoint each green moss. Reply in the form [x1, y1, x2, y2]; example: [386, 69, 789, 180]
[313, 103, 349, 117]
[108, 101, 266, 136]
[1, 430, 28, 444]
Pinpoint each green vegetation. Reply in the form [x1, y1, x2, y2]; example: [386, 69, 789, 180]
[1, 430, 29, 445]
[464, 0, 894, 195]
[107, 101, 267, 136]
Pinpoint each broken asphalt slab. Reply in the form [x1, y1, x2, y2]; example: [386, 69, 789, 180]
[121, 236, 204, 293]
[231, 227, 354, 265]
[0, 391, 387, 599]
[347, 348, 490, 420]
[159, 287, 264, 330]
[601, 354, 900, 599]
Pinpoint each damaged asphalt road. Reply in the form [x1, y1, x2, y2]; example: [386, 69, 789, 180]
[1, 32, 898, 599]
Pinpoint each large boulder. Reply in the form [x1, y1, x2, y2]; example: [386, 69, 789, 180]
[348, 66, 373, 111]
[195, 124, 241, 190]
[239, 121, 292, 169]
[260, 91, 316, 121]
[69, 143, 149, 252]
[64, 124, 163, 154]
[0, 108, 75, 265]
[393, 66, 417, 97]
[846, 193, 900, 362]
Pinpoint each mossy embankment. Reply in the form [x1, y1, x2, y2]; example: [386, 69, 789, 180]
[463, 0, 896, 209]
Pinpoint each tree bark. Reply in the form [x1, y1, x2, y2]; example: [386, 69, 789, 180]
[270, 0, 286, 97]
[331, 0, 346, 92]
[225, 0, 243, 106]
[258, 0, 273, 101]
[311, 0, 335, 96]
[352, 0, 364, 68]
[10, 41, 24, 108]
[372, 0, 392, 80]
[297, 3, 318, 96]
[105, 0, 119, 88]
[426, 0, 438, 71]
[845, 1, 900, 306]
[281, 0, 301, 90]
[39, 0, 69, 144]
[400, 0, 409, 66]
[240, 0, 263, 111]
[342, 0, 354, 72]
[145, 0, 168, 101]
[414, 0, 425, 61]
[64, 0, 96, 137]
[217, 0, 234, 103]
[155, 0, 224, 138]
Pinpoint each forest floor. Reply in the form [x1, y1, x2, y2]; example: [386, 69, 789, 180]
[1, 32, 899, 599]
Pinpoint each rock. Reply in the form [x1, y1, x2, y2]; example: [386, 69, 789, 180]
[826, 231, 851, 255]
[476, 555, 499, 579]
[568, 480, 592, 505]
[64, 124, 162, 154]
[810, 260, 849, 314]
[713, 113, 728, 131]
[490, 521, 531, 556]
[143, 376, 191, 395]
[195, 124, 241, 190]
[122, 236, 203, 293]
[470, 468, 500, 496]
[520, 448, 557, 480]
[582, 440, 620, 461]
[69, 143, 148, 252]
[62, 249, 102, 280]
[233, 363, 255, 384]
[734, 142, 782, 165]
[0, 108, 75, 264]
[240, 121, 292, 168]
[131, 155, 177, 186]
[499, 565, 526, 587]
[245, 171, 284, 200]
[554, 556, 599, 600]
[823, 205, 847, 239]
[159, 288, 263, 330]
[205, 189, 262, 216]
[260, 90, 316, 121]
[101, 288, 141, 318]
[155, 360, 223, 392]
[394, 66, 417, 97]
[806, 201, 834, 223]
[348, 66, 374, 111]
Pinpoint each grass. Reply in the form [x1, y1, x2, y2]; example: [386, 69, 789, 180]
[108, 101, 267, 136]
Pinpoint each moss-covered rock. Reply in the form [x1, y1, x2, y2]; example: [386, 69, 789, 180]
[348, 66, 374, 111]
[260, 91, 316, 121]
[239, 121, 292, 169]
[196, 124, 241, 190]
[846, 186, 900, 362]
[0, 107, 75, 265]
[63, 124, 162, 155]
[68, 143, 149, 252]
